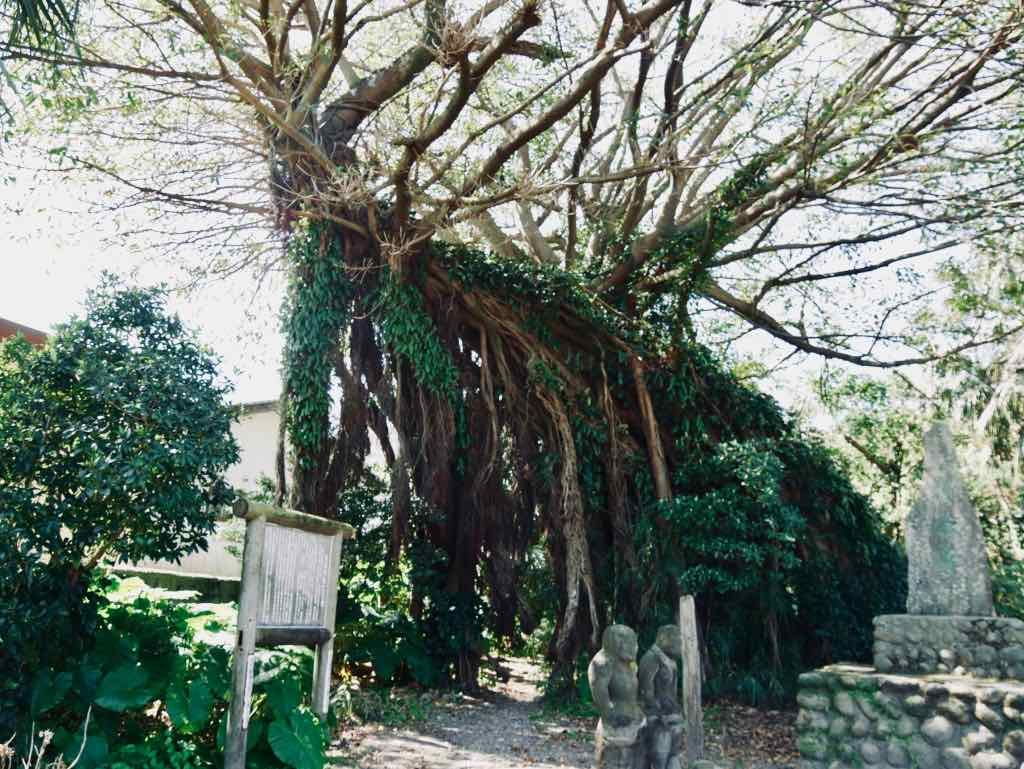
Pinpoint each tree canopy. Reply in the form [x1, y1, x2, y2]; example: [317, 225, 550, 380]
[2, 0, 1021, 688]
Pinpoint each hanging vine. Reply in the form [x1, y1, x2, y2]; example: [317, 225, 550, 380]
[273, 161, 904, 694]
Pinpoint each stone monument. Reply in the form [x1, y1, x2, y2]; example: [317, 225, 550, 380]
[796, 421, 1024, 769]
[639, 625, 684, 769]
[906, 421, 993, 616]
[589, 624, 647, 769]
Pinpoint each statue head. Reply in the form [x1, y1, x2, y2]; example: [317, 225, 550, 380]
[602, 624, 638, 662]
[655, 624, 681, 657]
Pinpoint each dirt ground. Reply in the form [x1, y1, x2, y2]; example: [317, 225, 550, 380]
[328, 659, 798, 769]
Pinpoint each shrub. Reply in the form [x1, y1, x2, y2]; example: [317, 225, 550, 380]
[0, 281, 238, 732]
[334, 474, 443, 687]
[24, 594, 330, 769]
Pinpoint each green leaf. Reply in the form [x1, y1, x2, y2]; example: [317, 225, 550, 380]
[196, 646, 231, 698]
[263, 674, 302, 720]
[267, 710, 325, 769]
[165, 679, 188, 726]
[62, 727, 108, 769]
[166, 661, 214, 732]
[30, 669, 71, 716]
[93, 663, 154, 711]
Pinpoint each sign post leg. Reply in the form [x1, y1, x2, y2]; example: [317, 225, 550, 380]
[226, 516, 266, 769]
[311, 535, 342, 719]
[312, 636, 334, 718]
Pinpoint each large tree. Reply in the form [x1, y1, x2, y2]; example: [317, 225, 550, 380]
[3, 0, 1023, 686]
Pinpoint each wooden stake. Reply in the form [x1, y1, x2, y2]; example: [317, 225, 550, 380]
[679, 595, 704, 762]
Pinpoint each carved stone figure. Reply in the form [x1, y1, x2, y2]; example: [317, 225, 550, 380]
[588, 624, 646, 769]
[639, 625, 684, 769]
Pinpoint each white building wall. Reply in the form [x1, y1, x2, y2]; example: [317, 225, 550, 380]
[226, 402, 281, 492]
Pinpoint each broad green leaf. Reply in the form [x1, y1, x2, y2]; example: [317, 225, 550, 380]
[166, 673, 213, 732]
[30, 669, 71, 716]
[267, 711, 325, 769]
[62, 728, 108, 769]
[196, 646, 231, 697]
[263, 674, 302, 720]
[72, 659, 104, 704]
[165, 680, 188, 727]
[93, 663, 153, 711]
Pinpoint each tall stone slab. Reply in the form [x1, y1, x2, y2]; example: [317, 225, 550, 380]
[906, 422, 993, 616]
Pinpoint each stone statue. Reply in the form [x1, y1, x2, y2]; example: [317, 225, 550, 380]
[639, 625, 684, 769]
[588, 624, 646, 769]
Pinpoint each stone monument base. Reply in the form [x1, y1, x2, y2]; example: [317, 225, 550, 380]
[797, 664, 1024, 769]
[874, 615, 1024, 678]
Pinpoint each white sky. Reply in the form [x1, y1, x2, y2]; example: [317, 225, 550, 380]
[0, 171, 285, 404]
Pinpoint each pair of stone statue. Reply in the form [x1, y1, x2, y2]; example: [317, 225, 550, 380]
[588, 624, 683, 769]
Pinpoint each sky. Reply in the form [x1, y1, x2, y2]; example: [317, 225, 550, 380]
[0, 169, 285, 404]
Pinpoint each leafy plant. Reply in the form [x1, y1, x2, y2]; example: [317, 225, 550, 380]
[334, 473, 447, 687]
[0, 281, 238, 733]
[21, 594, 330, 769]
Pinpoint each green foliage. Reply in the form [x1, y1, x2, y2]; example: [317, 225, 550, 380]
[533, 343, 906, 706]
[645, 158, 770, 293]
[2, 0, 77, 47]
[335, 687, 432, 727]
[814, 371, 925, 527]
[651, 438, 803, 595]
[334, 473, 476, 688]
[993, 559, 1024, 621]
[435, 240, 654, 351]
[0, 281, 238, 733]
[815, 369, 1024, 629]
[335, 473, 433, 685]
[419, 238, 908, 705]
[537, 655, 598, 720]
[281, 222, 352, 470]
[0, 280, 238, 563]
[0, 547, 106, 735]
[282, 211, 902, 707]
[108, 732, 210, 769]
[376, 270, 459, 403]
[20, 594, 330, 769]
[267, 710, 327, 769]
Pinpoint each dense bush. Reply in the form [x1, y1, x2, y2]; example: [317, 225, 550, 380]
[0, 282, 238, 732]
[334, 473, 463, 688]
[329, 412, 906, 707]
[23, 593, 330, 769]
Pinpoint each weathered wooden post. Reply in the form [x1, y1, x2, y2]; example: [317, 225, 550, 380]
[225, 499, 355, 769]
[678, 594, 704, 763]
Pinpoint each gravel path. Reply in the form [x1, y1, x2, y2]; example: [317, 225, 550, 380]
[328, 659, 798, 769]
[331, 659, 592, 768]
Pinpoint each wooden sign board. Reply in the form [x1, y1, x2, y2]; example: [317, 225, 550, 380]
[225, 500, 355, 769]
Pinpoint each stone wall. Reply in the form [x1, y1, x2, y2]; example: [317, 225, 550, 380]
[797, 664, 1024, 769]
[874, 615, 1024, 678]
